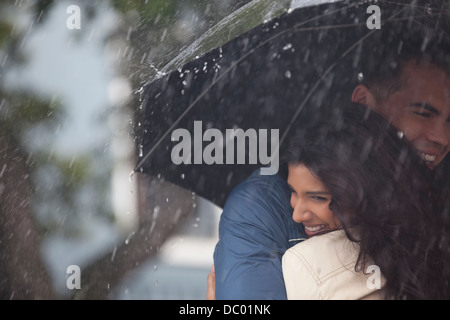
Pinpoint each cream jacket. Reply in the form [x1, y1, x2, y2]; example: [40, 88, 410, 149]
[282, 229, 386, 300]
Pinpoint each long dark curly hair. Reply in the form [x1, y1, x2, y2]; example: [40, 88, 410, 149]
[282, 103, 449, 299]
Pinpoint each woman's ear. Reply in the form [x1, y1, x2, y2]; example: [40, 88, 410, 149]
[351, 85, 377, 109]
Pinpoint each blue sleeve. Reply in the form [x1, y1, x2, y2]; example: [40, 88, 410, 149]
[213, 169, 305, 300]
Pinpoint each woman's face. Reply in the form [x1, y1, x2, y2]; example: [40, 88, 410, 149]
[287, 163, 341, 237]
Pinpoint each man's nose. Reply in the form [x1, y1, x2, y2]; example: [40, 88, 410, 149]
[291, 195, 312, 223]
[427, 121, 449, 147]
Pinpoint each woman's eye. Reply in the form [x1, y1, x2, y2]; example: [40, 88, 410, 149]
[311, 196, 327, 201]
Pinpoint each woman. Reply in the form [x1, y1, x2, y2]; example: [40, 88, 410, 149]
[281, 103, 449, 300]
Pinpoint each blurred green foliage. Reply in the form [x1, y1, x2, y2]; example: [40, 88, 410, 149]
[0, 0, 111, 235]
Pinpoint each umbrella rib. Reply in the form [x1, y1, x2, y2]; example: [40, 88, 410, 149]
[378, 0, 448, 12]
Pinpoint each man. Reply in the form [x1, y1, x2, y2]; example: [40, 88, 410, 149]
[209, 16, 450, 300]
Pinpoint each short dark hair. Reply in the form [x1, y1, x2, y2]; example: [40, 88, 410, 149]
[358, 6, 450, 103]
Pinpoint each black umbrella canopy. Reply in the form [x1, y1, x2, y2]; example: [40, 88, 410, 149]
[135, 0, 450, 208]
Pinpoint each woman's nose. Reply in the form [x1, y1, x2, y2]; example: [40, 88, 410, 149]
[291, 194, 312, 223]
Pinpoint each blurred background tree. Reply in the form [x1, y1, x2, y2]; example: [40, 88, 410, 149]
[0, 0, 290, 299]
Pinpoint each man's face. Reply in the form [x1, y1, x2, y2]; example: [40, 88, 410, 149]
[374, 61, 450, 169]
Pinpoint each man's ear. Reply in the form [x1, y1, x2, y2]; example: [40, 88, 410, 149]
[351, 85, 377, 109]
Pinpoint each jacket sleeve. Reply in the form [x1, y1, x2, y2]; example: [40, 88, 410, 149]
[282, 247, 321, 300]
[213, 170, 303, 300]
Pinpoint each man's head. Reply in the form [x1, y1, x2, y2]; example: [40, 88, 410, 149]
[352, 59, 450, 169]
[351, 15, 450, 169]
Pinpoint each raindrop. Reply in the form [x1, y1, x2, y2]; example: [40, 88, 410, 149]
[180, 173, 185, 179]
[69, 156, 75, 169]
[149, 221, 156, 235]
[154, 265, 158, 272]
[285, 70, 291, 79]
[357, 72, 364, 82]
[140, 52, 147, 65]
[160, 28, 167, 41]
[0, 164, 7, 178]
[397, 40, 404, 54]
[110, 246, 117, 262]
[173, 208, 182, 223]
[283, 43, 292, 51]
[126, 26, 133, 41]
[129, 170, 135, 182]
[125, 231, 135, 245]
[153, 206, 160, 220]
[138, 144, 143, 157]
[303, 49, 310, 63]
[226, 172, 233, 185]
[136, 86, 144, 102]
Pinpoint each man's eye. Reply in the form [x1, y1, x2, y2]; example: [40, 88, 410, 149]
[413, 111, 431, 118]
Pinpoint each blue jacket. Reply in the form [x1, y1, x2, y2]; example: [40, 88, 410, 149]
[213, 169, 306, 299]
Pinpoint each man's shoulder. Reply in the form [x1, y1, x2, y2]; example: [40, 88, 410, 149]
[232, 168, 289, 196]
[221, 169, 291, 220]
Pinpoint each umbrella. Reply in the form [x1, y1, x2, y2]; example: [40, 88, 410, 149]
[134, 0, 449, 208]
